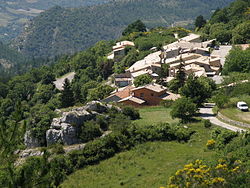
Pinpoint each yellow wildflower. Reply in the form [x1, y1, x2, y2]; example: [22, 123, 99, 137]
[231, 166, 240, 172]
[212, 177, 225, 184]
[195, 160, 202, 165]
[184, 163, 193, 169]
[186, 182, 191, 187]
[193, 175, 203, 179]
[175, 170, 183, 176]
[215, 164, 227, 170]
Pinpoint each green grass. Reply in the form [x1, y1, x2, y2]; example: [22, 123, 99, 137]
[220, 108, 250, 125]
[134, 106, 178, 126]
[61, 106, 216, 188]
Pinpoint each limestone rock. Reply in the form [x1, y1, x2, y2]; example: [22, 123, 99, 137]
[40, 101, 114, 146]
[24, 131, 43, 148]
[61, 110, 93, 126]
[84, 101, 108, 113]
[61, 125, 79, 145]
[46, 129, 61, 146]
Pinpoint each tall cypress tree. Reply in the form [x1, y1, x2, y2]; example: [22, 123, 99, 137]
[61, 78, 74, 108]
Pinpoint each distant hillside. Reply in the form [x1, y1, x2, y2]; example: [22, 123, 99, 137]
[0, 42, 27, 75]
[0, 42, 51, 77]
[12, 0, 234, 58]
[0, 0, 109, 41]
[199, 0, 250, 44]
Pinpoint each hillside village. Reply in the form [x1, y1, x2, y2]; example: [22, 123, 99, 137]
[104, 33, 225, 106]
[1, 0, 250, 187]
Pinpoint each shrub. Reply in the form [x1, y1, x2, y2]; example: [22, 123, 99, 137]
[51, 144, 65, 154]
[167, 159, 249, 188]
[79, 121, 102, 142]
[206, 139, 216, 150]
[122, 106, 140, 120]
[211, 128, 238, 149]
[203, 120, 212, 128]
[96, 115, 109, 131]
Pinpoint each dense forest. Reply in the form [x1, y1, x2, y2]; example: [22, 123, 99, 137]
[0, 42, 59, 78]
[11, 0, 234, 58]
[198, 0, 250, 44]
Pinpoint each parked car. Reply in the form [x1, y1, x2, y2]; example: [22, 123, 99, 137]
[214, 46, 220, 50]
[237, 101, 249, 111]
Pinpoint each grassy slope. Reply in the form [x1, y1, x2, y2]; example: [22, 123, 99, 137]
[219, 96, 250, 125]
[62, 106, 216, 188]
[220, 108, 250, 124]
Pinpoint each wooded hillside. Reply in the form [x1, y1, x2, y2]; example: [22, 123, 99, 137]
[12, 0, 234, 58]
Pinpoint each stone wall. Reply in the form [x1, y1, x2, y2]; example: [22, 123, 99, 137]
[217, 112, 250, 129]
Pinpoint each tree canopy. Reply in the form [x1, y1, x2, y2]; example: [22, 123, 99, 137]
[122, 20, 147, 36]
[133, 74, 153, 87]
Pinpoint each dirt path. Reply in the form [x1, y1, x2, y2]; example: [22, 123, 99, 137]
[199, 104, 246, 132]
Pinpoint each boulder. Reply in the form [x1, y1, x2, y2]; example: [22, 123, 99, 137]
[61, 110, 93, 126]
[46, 129, 61, 146]
[51, 118, 62, 129]
[61, 124, 79, 145]
[84, 101, 108, 113]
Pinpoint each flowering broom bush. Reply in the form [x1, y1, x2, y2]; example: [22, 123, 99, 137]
[164, 159, 250, 188]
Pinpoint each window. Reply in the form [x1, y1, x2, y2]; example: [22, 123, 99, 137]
[140, 93, 144, 98]
[151, 93, 154, 96]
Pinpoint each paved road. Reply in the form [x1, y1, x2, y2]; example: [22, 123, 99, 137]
[211, 45, 232, 67]
[199, 105, 246, 132]
[53, 72, 75, 90]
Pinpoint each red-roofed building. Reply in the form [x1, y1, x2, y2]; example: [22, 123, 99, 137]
[103, 83, 180, 107]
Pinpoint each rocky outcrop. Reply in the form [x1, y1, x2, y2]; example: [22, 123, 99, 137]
[45, 101, 115, 146]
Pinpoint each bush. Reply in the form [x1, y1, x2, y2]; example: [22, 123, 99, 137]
[79, 121, 102, 142]
[122, 106, 140, 120]
[203, 119, 212, 128]
[50, 144, 65, 154]
[96, 115, 109, 131]
[211, 128, 238, 149]
[206, 139, 216, 150]
[167, 159, 250, 188]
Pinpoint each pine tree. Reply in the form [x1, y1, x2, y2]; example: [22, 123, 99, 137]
[61, 78, 74, 108]
[195, 15, 206, 29]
